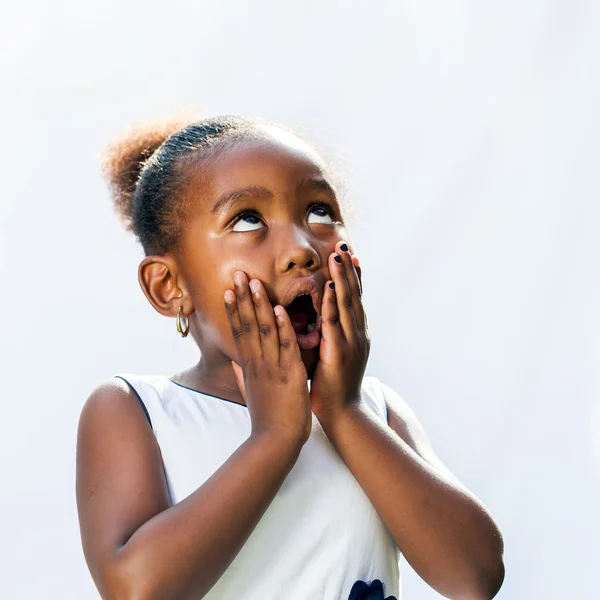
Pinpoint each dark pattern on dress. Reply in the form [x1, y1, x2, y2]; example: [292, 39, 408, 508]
[348, 579, 398, 600]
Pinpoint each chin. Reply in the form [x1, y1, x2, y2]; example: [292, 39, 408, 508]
[301, 347, 320, 380]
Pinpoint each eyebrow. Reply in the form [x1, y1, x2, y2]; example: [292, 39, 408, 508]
[210, 176, 338, 216]
[296, 176, 338, 200]
[210, 186, 273, 215]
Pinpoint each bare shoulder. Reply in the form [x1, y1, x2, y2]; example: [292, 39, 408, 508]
[378, 380, 462, 485]
[376, 380, 423, 442]
[78, 377, 144, 429]
[76, 377, 156, 461]
[76, 379, 170, 594]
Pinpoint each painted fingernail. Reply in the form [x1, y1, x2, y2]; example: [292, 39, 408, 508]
[334, 254, 342, 263]
[340, 243, 348, 252]
[329, 282, 335, 290]
[249, 280, 259, 294]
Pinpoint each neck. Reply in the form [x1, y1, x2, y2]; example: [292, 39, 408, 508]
[172, 350, 245, 405]
[170, 343, 319, 406]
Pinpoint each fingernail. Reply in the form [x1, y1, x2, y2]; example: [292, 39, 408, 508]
[249, 280, 259, 294]
[340, 243, 348, 252]
[329, 282, 335, 290]
[334, 254, 342, 263]
[234, 272, 244, 286]
[274, 306, 283, 317]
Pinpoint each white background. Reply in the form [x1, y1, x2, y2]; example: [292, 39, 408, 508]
[1, 1, 599, 598]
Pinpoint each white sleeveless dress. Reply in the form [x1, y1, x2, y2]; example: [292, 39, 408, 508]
[113, 373, 402, 600]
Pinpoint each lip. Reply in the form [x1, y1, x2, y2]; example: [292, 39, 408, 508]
[278, 275, 323, 349]
[294, 326, 322, 350]
[279, 275, 323, 317]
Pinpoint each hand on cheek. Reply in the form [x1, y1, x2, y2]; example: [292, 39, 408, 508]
[310, 241, 370, 421]
[224, 272, 312, 445]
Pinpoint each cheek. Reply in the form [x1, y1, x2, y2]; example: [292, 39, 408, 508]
[321, 231, 347, 271]
[216, 255, 264, 288]
[196, 257, 268, 350]
[195, 255, 263, 325]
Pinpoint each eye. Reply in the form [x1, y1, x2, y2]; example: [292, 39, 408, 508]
[307, 203, 335, 225]
[232, 211, 265, 232]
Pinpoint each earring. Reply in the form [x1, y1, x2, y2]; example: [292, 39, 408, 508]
[176, 306, 189, 338]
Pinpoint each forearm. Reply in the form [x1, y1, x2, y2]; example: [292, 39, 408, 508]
[107, 433, 302, 600]
[317, 403, 504, 600]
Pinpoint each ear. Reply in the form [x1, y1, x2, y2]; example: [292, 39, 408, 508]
[138, 255, 192, 318]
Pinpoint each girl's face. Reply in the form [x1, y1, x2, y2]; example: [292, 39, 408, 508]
[174, 128, 350, 377]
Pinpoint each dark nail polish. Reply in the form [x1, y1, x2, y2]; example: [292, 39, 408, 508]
[329, 282, 335, 290]
[340, 243, 348, 252]
[334, 254, 342, 263]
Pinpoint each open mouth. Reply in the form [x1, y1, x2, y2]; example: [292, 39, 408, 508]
[284, 292, 321, 350]
[286, 293, 317, 334]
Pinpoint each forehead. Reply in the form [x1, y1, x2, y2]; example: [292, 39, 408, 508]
[183, 127, 335, 213]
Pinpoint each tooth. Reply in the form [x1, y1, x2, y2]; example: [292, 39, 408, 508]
[307, 323, 315, 333]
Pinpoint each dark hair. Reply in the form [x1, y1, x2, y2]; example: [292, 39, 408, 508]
[102, 115, 266, 255]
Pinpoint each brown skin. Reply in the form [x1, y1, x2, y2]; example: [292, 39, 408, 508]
[76, 128, 505, 600]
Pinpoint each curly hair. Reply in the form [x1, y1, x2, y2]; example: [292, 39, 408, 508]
[102, 115, 268, 255]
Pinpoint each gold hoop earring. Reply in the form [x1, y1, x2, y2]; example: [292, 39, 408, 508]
[176, 306, 189, 338]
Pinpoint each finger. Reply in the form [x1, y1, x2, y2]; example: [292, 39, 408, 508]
[352, 255, 369, 331]
[233, 271, 263, 360]
[350, 256, 369, 334]
[224, 288, 248, 365]
[329, 249, 357, 340]
[319, 280, 344, 359]
[273, 304, 302, 368]
[352, 255, 362, 295]
[231, 361, 246, 402]
[249, 279, 279, 364]
[337, 244, 365, 327]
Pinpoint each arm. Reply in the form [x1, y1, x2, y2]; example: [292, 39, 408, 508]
[382, 381, 465, 486]
[77, 272, 311, 600]
[76, 379, 302, 600]
[310, 243, 504, 600]
[317, 388, 505, 600]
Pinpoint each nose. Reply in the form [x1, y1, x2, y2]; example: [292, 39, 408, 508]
[276, 226, 321, 273]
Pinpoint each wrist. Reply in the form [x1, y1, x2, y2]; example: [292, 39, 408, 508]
[313, 397, 364, 437]
[249, 427, 307, 456]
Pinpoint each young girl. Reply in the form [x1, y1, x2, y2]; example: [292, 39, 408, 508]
[76, 116, 505, 600]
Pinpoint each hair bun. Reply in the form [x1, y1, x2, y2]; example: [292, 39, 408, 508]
[101, 118, 192, 232]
